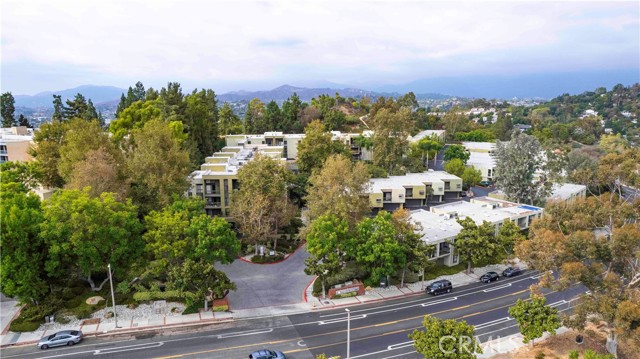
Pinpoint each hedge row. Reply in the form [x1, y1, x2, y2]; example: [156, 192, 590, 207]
[133, 290, 195, 302]
[251, 253, 285, 263]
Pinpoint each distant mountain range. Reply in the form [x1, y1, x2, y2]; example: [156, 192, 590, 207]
[14, 84, 450, 109]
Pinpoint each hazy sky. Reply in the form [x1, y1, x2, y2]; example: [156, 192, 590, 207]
[2, 0, 639, 95]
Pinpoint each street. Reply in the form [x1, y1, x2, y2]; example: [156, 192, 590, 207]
[1, 271, 584, 359]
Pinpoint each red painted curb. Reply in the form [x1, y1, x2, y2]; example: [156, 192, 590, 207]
[303, 276, 318, 303]
[236, 242, 306, 265]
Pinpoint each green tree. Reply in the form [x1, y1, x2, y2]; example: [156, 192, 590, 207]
[296, 120, 348, 176]
[109, 99, 163, 141]
[159, 82, 186, 120]
[306, 154, 370, 227]
[461, 166, 482, 188]
[231, 154, 296, 254]
[264, 100, 283, 131]
[244, 98, 265, 133]
[18, 114, 31, 128]
[494, 132, 550, 205]
[167, 259, 236, 302]
[497, 219, 524, 262]
[1, 92, 16, 127]
[598, 133, 629, 154]
[372, 108, 412, 175]
[184, 88, 220, 165]
[29, 120, 67, 188]
[392, 208, 434, 288]
[41, 189, 144, 291]
[350, 211, 405, 285]
[281, 93, 304, 132]
[0, 182, 48, 303]
[444, 158, 466, 177]
[62, 93, 89, 120]
[219, 103, 243, 135]
[0, 161, 43, 191]
[452, 217, 497, 273]
[304, 215, 350, 298]
[66, 147, 129, 200]
[443, 145, 470, 164]
[508, 293, 561, 344]
[52, 95, 64, 122]
[126, 118, 192, 215]
[409, 315, 482, 359]
[412, 137, 443, 169]
[442, 107, 469, 141]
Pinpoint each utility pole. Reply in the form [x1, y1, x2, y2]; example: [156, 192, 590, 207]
[107, 263, 119, 328]
[345, 308, 351, 359]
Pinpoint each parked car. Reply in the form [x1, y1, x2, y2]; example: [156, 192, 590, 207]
[425, 279, 453, 295]
[479, 180, 492, 187]
[480, 271, 500, 283]
[502, 267, 523, 278]
[37, 330, 83, 349]
[249, 349, 286, 359]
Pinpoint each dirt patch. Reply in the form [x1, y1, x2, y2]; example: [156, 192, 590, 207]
[81, 318, 100, 326]
[490, 326, 638, 359]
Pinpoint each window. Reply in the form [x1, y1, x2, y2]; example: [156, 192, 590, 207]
[405, 188, 413, 197]
[444, 182, 450, 190]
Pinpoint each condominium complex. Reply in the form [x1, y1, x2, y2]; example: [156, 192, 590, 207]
[410, 197, 544, 266]
[368, 171, 463, 212]
[0, 126, 34, 163]
[489, 183, 587, 205]
[461, 141, 497, 182]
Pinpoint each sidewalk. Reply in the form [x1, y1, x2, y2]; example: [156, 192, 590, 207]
[478, 327, 570, 358]
[307, 260, 527, 309]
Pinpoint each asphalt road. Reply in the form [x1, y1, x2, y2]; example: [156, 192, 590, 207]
[1, 271, 585, 359]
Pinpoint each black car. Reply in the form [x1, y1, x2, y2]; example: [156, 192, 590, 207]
[480, 271, 500, 283]
[425, 279, 452, 295]
[502, 267, 523, 277]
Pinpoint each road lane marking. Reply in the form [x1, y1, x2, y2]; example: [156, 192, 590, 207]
[474, 317, 512, 330]
[318, 314, 367, 325]
[548, 300, 567, 308]
[94, 342, 164, 355]
[420, 297, 458, 307]
[386, 340, 414, 350]
[217, 328, 273, 339]
[482, 283, 511, 292]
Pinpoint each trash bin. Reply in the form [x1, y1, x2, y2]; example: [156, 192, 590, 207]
[380, 278, 387, 288]
[576, 335, 583, 344]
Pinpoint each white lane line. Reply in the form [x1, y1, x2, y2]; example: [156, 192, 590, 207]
[482, 283, 512, 292]
[387, 340, 414, 350]
[318, 314, 367, 325]
[475, 323, 520, 337]
[548, 300, 567, 308]
[94, 342, 163, 355]
[474, 317, 512, 330]
[217, 328, 273, 339]
[420, 296, 458, 307]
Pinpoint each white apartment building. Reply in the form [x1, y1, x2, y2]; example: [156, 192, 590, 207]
[0, 126, 34, 163]
[462, 141, 497, 182]
[410, 197, 544, 266]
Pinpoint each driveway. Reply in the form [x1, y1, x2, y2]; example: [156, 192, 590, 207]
[218, 245, 314, 310]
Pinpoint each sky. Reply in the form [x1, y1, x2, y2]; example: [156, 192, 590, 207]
[1, 0, 639, 96]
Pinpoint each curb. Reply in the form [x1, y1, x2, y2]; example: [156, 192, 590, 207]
[237, 242, 306, 265]
[1, 304, 26, 335]
[0, 317, 235, 349]
[311, 288, 426, 311]
[302, 276, 317, 303]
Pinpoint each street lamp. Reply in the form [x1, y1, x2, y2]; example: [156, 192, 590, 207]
[107, 263, 119, 328]
[345, 308, 351, 359]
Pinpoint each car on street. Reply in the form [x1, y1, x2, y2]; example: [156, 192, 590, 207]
[479, 180, 493, 187]
[502, 267, 523, 278]
[249, 349, 286, 359]
[425, 279, 453, 295]
[480, 271, 500, 283]
[37, 330, 83, 349]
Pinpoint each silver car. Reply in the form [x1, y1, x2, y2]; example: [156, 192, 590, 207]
[37, 330, 83, 349]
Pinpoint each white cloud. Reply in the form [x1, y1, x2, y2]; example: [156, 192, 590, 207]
[1, 0, 638, 93]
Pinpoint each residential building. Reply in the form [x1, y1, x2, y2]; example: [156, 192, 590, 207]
[0, 126, 34, 163]
[186, 145, 286, 216]
[410, 197, 544, 266]
[410, 130, 446, 143]
[462, 141, 497, 182]
[368, 171, 463, 212]
[489, 183, 587, 205]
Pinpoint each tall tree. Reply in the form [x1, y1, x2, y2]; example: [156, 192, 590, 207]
[306, 154, 370, 227]
[296, 120, 348, 176]
[66, 147, 129, 200]
[442, 107, 469, 141]
[109, 99, 163, 142]
[1, 92, 16, 127]
[231, 154, 296, 254]
[52, 95, 64, 122]
[0, 182, 48, 303]
[444, 158, 466, 177]
[411, 136, 442, 169]
[126, 119, 191, 215]
[244, 98, 265, 133]
[493, 132, 550, 205]
[372, 108, 412, 175]
[452, 217, 498, 273]
[392, 208, 434, 288]
[41, 189, 144, 291]
[508, 293, 562, 345]
[281, 93, 304, 132]
[159, 82, 186, 120]
[218, 103, 243, 135]
[264, 100, 283, 131]
[18, 114, 31, 128]
[409, 315, 482, 359]
[443, 144, 470, 164]
[0, 161, 43, 191]
[63, 93, 88, 120]
[461, 166, 482, 188]
[184, 89, 220, 165]
[29, 120, 67, 188]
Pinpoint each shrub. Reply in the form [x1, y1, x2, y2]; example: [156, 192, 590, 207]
[9, 320, 41, 332]
[72, 306, 93, 319]
[56, 316, 70, 324]
[312, 262, 368, 296]
[182, 303, 200, 315]
[212, 305, 228, 312]
[133, 290, 188, 302]
[250, 253, 284, 263]
[535, 352, 545, 359]
[116, 281, 131, 294]
[568, 350, 579, 359]
[333, 291, 358, 299]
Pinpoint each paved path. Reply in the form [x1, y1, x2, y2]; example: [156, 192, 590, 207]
[1, 294, 21, 336]
[219, 245, 314, 310]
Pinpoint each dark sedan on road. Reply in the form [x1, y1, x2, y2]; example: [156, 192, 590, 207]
[502, 267, 523, 278]
[249, 349, 286, 359]
[480, 271, 500, 283]
[425, 279, 453, 295]
[37, 330, 83, 349]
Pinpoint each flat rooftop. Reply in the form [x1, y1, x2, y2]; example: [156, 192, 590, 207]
[369, 171, 461, 192]
[462, 141, 497, 152]
[467, 152, 496, 167]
